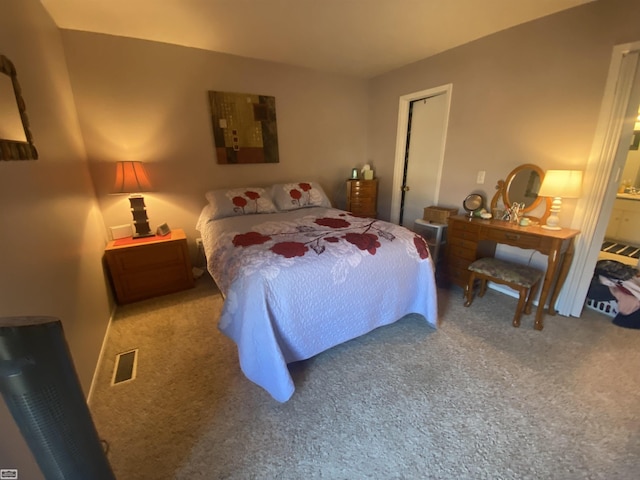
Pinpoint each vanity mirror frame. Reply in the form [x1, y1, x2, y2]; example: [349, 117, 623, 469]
[491, 163, 551, 222]
[0, 54, 38, 161]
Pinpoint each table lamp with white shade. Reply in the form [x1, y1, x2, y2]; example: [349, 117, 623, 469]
[538, 169, 583, 230]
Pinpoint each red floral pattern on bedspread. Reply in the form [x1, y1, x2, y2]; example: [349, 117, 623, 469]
[414, 235, 430, 259]
[232, 231, 272, 247]
[231, 213, 429, 260]
[271, 242, 309, 258]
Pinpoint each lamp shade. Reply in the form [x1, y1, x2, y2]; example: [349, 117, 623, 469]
[538, 170, 583, 199]
[113, 161, 152, 194]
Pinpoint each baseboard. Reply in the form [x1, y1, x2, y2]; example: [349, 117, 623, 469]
[488, 283, 540, 308]
[87, 304, 117, 405]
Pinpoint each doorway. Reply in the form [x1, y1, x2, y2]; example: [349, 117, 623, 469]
[561, 43, 640, 316]
[390, 84, 452, 227]
[600, 115, 640, 268]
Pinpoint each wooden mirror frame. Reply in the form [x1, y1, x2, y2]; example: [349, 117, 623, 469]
[491, 163, 551, 222]
[0, 55, 38, 161]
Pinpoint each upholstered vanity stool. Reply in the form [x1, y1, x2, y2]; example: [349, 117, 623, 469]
[464, 257, 544, 328]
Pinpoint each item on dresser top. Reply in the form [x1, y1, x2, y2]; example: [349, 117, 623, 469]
[196, 206, 438, 402]
[462, 193, 484, 217]
[156, 222, 171, 236]
[361, 164, 374, 180]
[423, 206, 458, 224]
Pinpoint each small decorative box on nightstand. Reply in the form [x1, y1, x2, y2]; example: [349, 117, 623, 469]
[104, 228, 194, 304]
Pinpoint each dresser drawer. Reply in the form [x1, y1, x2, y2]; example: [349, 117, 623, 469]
[447, 266, 471, 286]
[446, 253, 475, 269]
[349, 197, 374, 206]
[448, 236, 477, 250]
[485, 230, 542, 250]
[450, 220, 480, 234]
[347, 179, 378, 218]
[447, 244, 477, 262]
[450, 224, 480, 241]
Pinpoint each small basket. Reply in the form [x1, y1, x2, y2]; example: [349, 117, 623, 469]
[423, 206, 458, 224]
[585, 298, 618, 318]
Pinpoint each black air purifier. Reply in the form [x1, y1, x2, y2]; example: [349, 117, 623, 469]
[0, 316, 115, 480]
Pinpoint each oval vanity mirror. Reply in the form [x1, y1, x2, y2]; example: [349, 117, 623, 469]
[463, 193, 484, 217]
[491, 164, 549, 221]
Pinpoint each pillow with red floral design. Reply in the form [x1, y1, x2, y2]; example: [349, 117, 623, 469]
[204, 187, 277, 220]
[271, 182, 332, 211]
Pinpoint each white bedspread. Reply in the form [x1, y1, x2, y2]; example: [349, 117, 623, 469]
[197, 207, 438, 401]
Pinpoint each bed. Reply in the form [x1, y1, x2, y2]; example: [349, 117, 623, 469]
[196, 182, 439, 401]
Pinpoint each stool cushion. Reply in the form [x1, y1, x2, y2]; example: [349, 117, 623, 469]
[468, 257, 542, 287]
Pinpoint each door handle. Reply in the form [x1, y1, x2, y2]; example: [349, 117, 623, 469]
[402, 186, 410, 192]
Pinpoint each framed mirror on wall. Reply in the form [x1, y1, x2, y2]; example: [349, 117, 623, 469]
[0, 54, 37, 161]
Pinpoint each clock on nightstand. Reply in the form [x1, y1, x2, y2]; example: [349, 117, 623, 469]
[104, 228, 194, 304]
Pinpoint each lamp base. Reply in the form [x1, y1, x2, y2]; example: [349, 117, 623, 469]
[132, 230, 155, 239]
[129, 195, 153, 238]
[541, 197, 562, 230]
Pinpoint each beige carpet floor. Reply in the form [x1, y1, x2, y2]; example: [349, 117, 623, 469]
[89, 275, 640, 479]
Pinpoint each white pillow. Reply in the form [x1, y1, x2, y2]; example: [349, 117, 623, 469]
[271, 182, 332, 211]
[204, 187, 277, 220]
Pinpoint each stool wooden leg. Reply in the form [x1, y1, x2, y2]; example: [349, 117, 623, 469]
[478, 278, 488, 297]
[464, 272, 476, 307]
[513, 287, 527, 328]
[524, 280, 541, 315]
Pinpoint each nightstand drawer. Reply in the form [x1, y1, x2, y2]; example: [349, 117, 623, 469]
[117, 264, 193, 303]
[110, 242, 186, 273]
[104, 229, 194, 304]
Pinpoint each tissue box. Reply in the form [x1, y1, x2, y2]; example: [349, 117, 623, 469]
[363, 170, 374, 180]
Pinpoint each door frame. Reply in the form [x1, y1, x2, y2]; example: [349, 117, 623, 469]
[559, 42, 640, 316]
[390, 84, 452, 225]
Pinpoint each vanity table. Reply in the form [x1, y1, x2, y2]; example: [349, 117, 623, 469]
[446, 164, 580, 330]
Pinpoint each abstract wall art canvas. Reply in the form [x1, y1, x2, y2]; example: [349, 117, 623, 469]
[208, 91, 280, 164]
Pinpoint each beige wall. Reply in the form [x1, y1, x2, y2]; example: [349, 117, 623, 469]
[60, 31, 369, 253]
[369, 0, 640, 223]
[0, 1, 111, 477]
[3, 0, 640, 474]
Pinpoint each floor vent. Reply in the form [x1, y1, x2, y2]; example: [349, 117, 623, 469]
[111, 349, 138, 386]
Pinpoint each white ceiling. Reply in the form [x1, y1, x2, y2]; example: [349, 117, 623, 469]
[40, 0, 594, 78]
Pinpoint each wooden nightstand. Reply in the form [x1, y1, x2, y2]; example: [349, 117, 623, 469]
[104, 228, 194, 304]
[346, 179, 378, 218]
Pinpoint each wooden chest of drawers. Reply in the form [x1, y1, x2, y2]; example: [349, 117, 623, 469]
[346, 179, 378, 218]
[104, 229, 194, 304]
